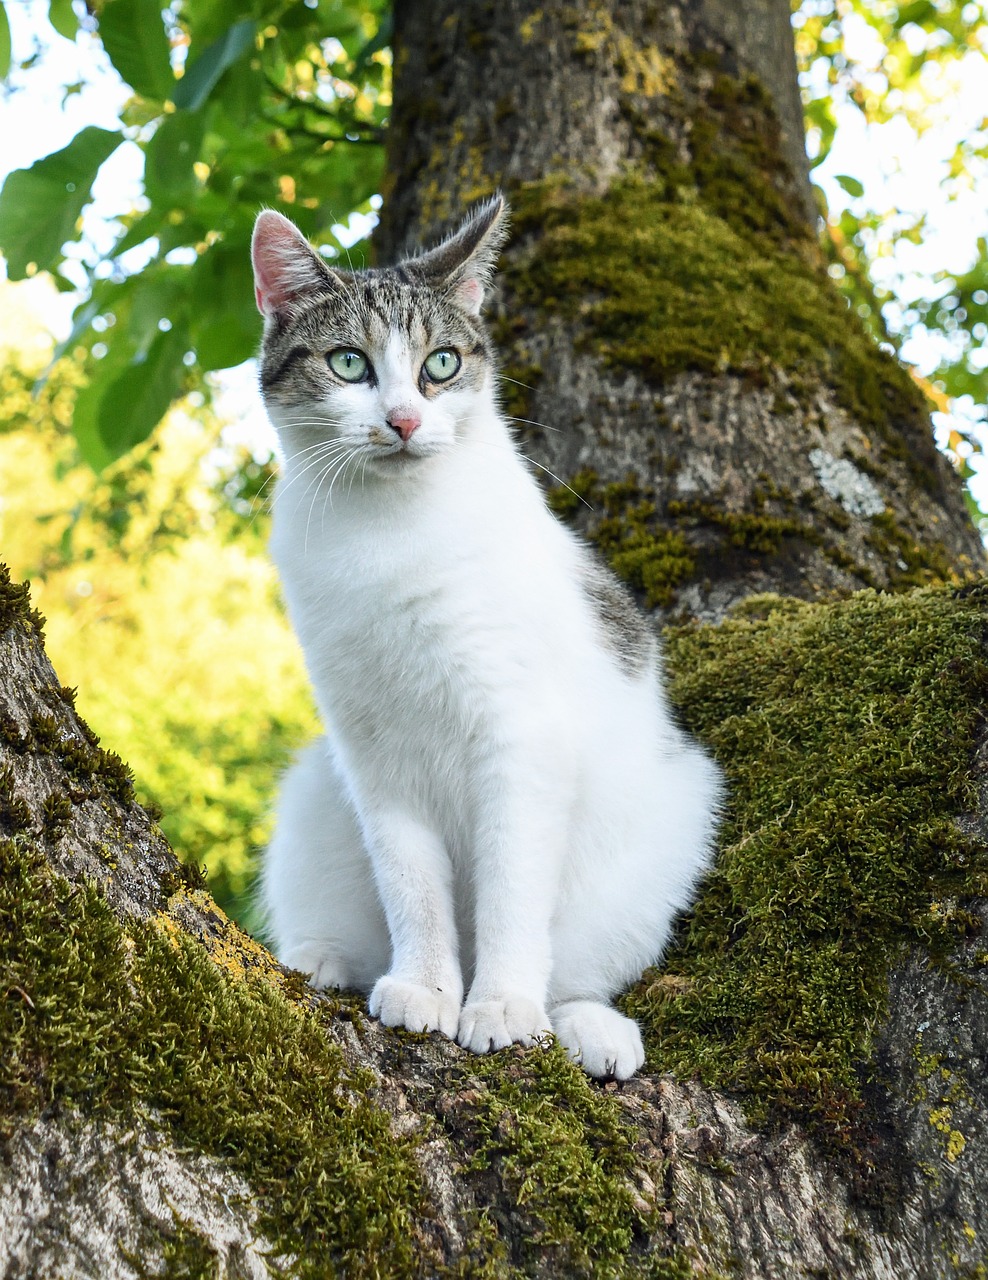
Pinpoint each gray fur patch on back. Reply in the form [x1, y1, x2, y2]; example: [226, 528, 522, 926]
[579, 554, 654, 674]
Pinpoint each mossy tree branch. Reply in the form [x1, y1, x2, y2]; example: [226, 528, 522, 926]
[4, 566, 988, 1276]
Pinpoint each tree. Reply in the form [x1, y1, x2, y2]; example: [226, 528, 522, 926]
[3, 1, 988, 1276]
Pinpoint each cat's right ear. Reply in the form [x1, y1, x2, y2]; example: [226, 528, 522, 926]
[251, 210, 343, 319]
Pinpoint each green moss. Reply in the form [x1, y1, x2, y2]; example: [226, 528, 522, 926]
[21, 708, 137, 808]
[119, 1215, 222, 1279]
[548, 472, 696, 608]
[509, 170, 937, 477]
[41, 790, 72, 838]
[446, 1042, 701, 1278]
[625, 584, 988, 1153]
[0, 835, 431, 1278]
[455, 1045, 640, 1272]
[0, 562, 44, 638]
[668, 498, 813, 556]
[0, 765, 32, 833]
[866, 510, 960, 589]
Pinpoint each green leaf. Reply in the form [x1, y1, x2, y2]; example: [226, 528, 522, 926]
[835, 174, 865, 198]
[72, 334, 137, 471]
[896, 0, 936, 28]
[353, 11, 392, 72]
[0, 126, 121, 279]
[48, 0, 78, 41]
[187, 239, 258, 370]
[96, 327, 188, 461]
[173, 19, 256, 112]
[98, 0, 174, 101]
[108, 207, 166, 258]
[144, 110, 206, 205]
[0, 3, 11, 80]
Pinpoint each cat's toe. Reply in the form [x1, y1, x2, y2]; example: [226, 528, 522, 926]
[551, 1001, 645, 1080]
[369, 975, 460, 1038]
[282, 943, 348, 991]
[457, 996, 551, 1054]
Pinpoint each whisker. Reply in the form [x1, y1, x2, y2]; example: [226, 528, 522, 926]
[290, 445, 356, 521]
[470, 437, 596, 513]
[306, 451, 356, 552]
[504, 415, 562, 435]
[518, 453, 594, 511]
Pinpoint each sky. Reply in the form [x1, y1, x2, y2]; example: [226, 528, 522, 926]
[1, 0, 986, 495]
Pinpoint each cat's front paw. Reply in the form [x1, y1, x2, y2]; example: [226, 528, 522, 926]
[282, 943, 348, 991]
[551, 1000, 645, 1080]
[457, 996, 551, 1054]
[369, 975, 460, 1039]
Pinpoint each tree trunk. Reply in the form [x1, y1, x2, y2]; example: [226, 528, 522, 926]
[379, 0, 983, 623]
[4, 2, 988, 1276]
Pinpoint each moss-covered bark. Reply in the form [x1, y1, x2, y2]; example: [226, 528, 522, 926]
[5, 561, 988, 1277]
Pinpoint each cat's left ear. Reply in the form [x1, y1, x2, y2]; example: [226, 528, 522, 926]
[404, 193, 509, 316]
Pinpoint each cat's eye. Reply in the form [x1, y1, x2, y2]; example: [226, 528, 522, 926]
[327, 348, 370, 382]
[423, 349, 461, 383]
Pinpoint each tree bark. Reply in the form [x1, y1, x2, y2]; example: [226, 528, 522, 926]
[4, 2, 988, 1276]
[379, 0, 984, 623]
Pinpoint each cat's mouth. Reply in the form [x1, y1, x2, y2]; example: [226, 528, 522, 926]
[372, 440, 440, 464]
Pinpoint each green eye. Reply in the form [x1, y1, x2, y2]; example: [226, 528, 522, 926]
[423, 349, 461, 382]
[328, 348, 369, 382]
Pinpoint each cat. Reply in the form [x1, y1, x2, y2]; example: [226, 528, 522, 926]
[252, 194, 723, 1079]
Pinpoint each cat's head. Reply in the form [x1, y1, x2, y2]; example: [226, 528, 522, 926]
[251, 196, 508, 474]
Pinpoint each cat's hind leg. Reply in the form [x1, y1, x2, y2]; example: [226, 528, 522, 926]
[262, 738, 390, 993]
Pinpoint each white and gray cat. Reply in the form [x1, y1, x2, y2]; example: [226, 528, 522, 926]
[252, 195, 722, 1079]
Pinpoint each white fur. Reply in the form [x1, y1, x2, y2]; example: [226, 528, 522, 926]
[260, 317, 722, 1081]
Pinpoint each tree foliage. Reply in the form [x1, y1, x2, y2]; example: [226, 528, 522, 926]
[0, 0, 389, 468]
[795, 0, 988, 466]
[0, 332, 316, 922]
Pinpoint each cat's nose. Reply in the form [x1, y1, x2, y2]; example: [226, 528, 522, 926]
[385, 411, 421, 443]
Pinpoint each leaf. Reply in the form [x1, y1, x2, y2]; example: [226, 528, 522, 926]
[48, 0, 78, 41]
[144, 110, 206, 205]
[835, 174, 865, 199]
[353, 10, 392, 73]
[173, 19, 256, 112]
[187, 238, 258, 370]
[72, 334, 137, 471]
[98, 0, 174, 101]
[108, 207, 166, 259]
[895, 0, 936, 28]
[95, 327, 189, 461]
[0, 4, 10, 80]
[0, 126, 121, 279]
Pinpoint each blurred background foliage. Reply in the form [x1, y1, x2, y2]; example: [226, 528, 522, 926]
[0, 315, 317, 927]
[795, 0, 987, 504]
[0, 0, 985, 925]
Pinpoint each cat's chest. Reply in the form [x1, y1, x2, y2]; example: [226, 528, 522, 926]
[282, 520, 524, 725]
[272, 463, 587, 756]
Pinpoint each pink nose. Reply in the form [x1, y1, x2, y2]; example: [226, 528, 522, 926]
[386, 411, 421, 443]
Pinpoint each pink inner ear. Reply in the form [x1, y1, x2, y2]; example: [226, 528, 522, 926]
[251, 210, 318, 318]
[455, 276, 484, 316]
